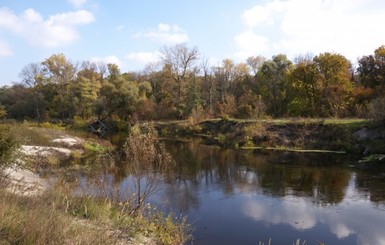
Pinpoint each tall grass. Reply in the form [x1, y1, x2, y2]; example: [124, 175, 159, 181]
[0, 122, 191, 244]
[0, 184, 191, 244]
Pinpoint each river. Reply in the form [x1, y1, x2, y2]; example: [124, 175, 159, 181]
[78, 139, 385, 245]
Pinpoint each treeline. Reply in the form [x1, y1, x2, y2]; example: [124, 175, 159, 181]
[1, 44, 385, 122]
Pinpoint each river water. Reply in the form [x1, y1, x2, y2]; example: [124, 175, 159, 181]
[79, 140, 385, 245]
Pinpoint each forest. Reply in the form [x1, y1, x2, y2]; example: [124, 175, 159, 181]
[1, 44, 385, 124]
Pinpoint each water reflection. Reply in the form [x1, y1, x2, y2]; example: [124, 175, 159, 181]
[164, 140, 352, 206]
[70, 140, 385, 245]
[157, 140, 385, 245]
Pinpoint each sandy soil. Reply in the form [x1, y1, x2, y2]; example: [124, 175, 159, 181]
[3, 166, 48, 196]
[20, 145, 72, 157]
[51, 136, 84, 147]
[2, 135, 84, 196]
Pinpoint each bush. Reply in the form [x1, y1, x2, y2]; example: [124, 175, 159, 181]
[121, 124, 174, 212]
[0, 105, 6, 119]
[369, 96, 385, 122]
[0, 125, 18, 166]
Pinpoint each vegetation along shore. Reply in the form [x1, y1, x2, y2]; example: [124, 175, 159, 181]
[1, 43, 385, 244]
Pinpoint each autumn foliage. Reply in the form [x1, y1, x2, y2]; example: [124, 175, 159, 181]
[1, 44, 385, 122]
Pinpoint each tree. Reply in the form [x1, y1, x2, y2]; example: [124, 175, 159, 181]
[160, 44, 199, 118]
[313, 52, 353, 116]
[95, 65, 140, 121]
[258, 54, 293, 117]
[213, 59, 236, 105]
[0, 85, 35, 120]
[41, 54, 77, 119]
[357, 45, 385, 92]
[72, 63, 102, 119]
[247, 56, 266, 76]
[19, 63, 45, 120]
[200, 58, 215, 115]
[289, 55, 320, 116]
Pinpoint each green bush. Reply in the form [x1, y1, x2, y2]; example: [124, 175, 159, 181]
[0, 125, 18, 165]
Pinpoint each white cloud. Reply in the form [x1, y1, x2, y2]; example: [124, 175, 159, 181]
[0, 40, 13, 57]
[125, 51, 161, 64]
[234, 31, 269, 60]
[243, 197, 317, 230]
[135, 23, 189, 44]
[0, 8, 95, 48]
[236, 0, 385, 61]
[90, 55, 122, 67]
[242, 0, 286, 27]
[68, 0, 88, 8]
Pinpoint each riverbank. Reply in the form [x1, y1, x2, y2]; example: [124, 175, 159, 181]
[156, 118, 385, 156]
[0, 123, 191, 245]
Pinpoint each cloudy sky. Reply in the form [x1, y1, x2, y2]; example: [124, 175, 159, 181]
[1, 0, 385, 85]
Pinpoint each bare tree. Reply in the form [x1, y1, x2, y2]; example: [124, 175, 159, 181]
[19, 63, 44, 120]
[160, 44, 199, 117]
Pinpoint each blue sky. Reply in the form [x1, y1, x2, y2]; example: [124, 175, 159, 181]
[1, 0, 385, 85]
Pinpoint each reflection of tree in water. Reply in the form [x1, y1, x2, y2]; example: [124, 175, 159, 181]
[355, 164, 385, 204]
[166, 141, 352, 210]
[251, 152, 352, 204]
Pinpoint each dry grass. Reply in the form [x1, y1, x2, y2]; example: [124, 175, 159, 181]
[0, 181, 191, 245]
[0, 122, 191, 245]
[0, 189, 113, 244]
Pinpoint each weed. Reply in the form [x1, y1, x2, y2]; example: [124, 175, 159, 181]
[83, 142, 108, 153]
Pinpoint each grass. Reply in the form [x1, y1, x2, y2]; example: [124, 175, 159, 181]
[0, 122, 191, 244]
[0, 186, 191, 245]
[83, 142, 109, 153]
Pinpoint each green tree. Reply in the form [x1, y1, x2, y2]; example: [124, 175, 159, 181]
[258, 54, 293, 117]
[72, 62, 102, 119]
[95, 65, 140, 121]
[357, 45, 385, 97]
[0, 85, 35, 120]
[41, 54, 76, 119]
[289, 55, 321, 116]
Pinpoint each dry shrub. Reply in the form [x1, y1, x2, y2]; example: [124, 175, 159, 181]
[188, 105, 207, 124]
[369, 96, 385, 122]
[121, 124, 174, 212]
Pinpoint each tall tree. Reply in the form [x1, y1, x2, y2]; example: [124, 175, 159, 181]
[19, 63, 45, 120]
[258, 54, 293, 117]
[160, 44, 199, 118]
[357, 45, 385, 90]
[41, 54, 77, 119]
[200, 58, 215, 114]
[72, 63, 102, 119]
[314, 52, 353, 116]
[95, 65, 139, 121]
[289, 55, 320, 116]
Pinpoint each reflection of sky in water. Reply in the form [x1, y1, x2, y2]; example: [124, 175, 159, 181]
[70, 142, 385, 245]
[242, 174, 385, 245]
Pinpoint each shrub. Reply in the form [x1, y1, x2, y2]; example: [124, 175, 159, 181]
[0, 125, 18, 166]
[0, 105, 6, 119]
[121, 124, 174, 212]
[369, 96, 385, 122]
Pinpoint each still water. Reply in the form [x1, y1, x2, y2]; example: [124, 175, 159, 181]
[81, 140, 385, 245]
